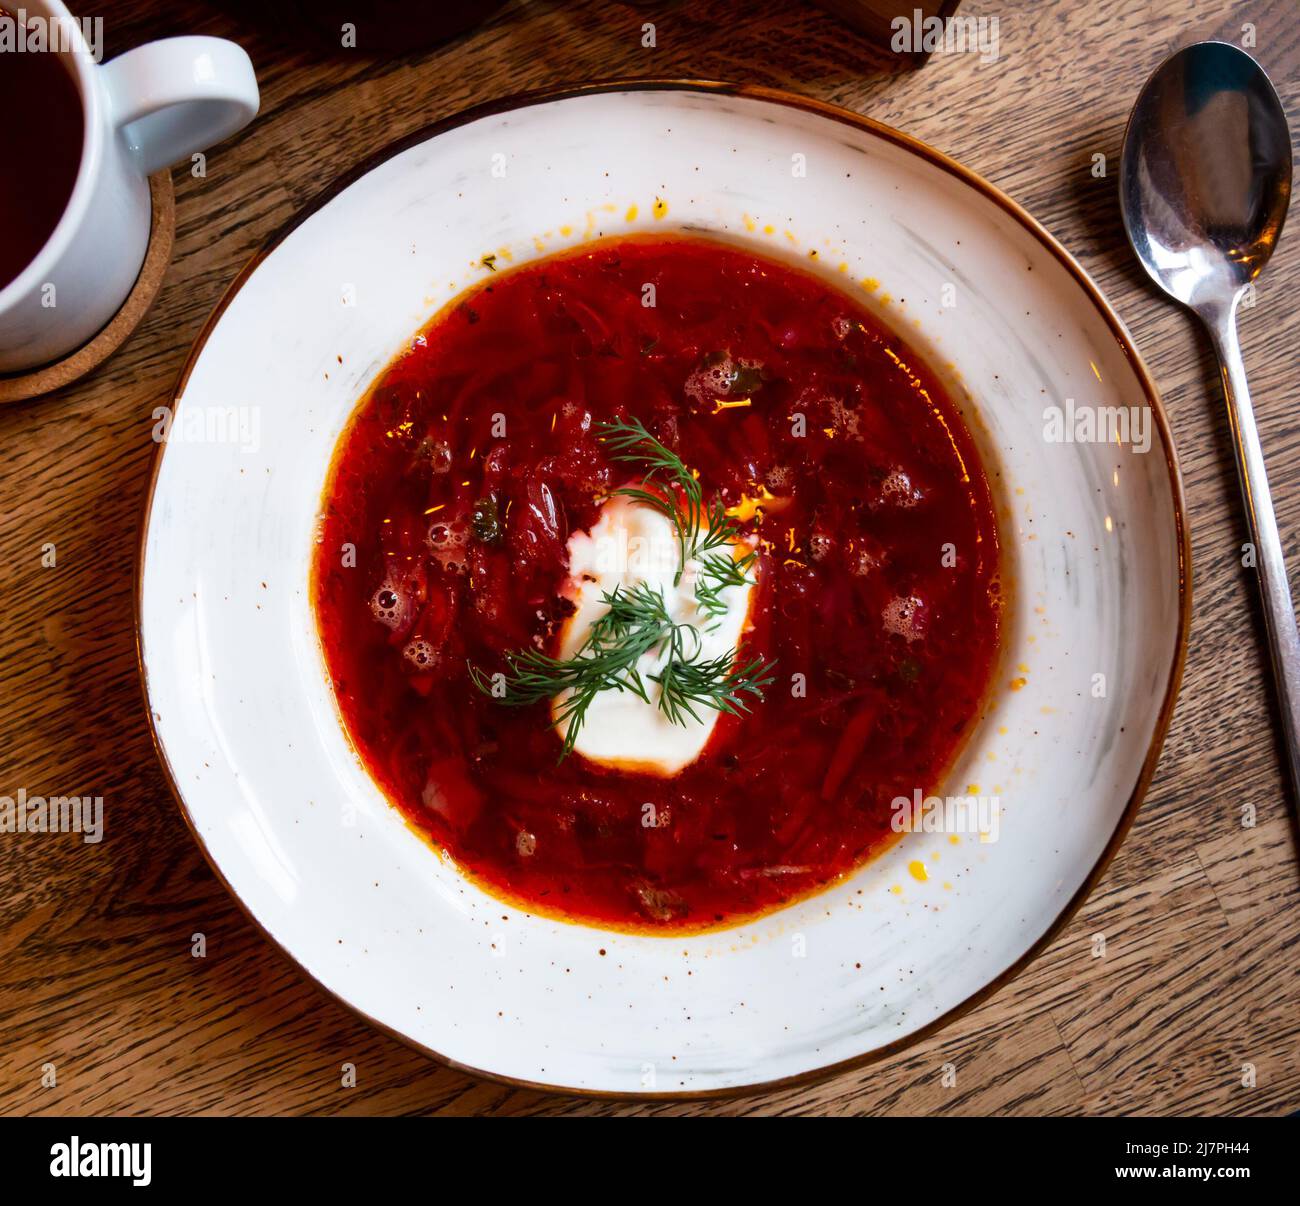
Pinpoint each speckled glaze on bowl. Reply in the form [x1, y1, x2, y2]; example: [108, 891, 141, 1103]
[137, 82, 1189, 1097]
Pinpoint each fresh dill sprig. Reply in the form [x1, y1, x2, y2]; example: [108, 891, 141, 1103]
[653, 648, 777, 727]
[467, 417, 774, 761]
[469, 582, 666, 758]
[597, 416, 749, 588]
[693, 549, 759, 619]
[596, 417, 760, 618]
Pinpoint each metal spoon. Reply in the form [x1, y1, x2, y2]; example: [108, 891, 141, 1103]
[1120, 41, 1296, 794]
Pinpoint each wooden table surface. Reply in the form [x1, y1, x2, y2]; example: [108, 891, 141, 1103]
[2, 0, 1298, 1117]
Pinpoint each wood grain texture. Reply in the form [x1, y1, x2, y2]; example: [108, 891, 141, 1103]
[1, 0, 1298, 1117]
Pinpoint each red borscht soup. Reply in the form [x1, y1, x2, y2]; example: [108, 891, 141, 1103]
[313, 233, 1003, 932]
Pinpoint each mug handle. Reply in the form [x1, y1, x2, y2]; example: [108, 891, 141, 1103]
[102, 37, 259, 177]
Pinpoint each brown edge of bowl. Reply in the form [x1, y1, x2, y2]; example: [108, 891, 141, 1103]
[133, 77, 1193, 1105]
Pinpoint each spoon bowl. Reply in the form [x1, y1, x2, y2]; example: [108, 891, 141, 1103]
[1121, 40, 1292, 312]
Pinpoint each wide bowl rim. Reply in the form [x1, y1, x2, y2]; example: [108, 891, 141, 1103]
[134, 77, 1193, 1104]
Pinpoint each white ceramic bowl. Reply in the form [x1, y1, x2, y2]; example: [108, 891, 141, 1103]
[138, 83, 1189, 1096]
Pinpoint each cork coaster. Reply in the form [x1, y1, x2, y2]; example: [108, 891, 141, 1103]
[0, 171, 176, 405]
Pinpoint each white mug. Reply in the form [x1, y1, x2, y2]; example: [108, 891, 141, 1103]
[0, 1, 259, 373]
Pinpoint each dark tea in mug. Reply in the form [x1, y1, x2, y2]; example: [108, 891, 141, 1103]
[0, 6, 84, 289]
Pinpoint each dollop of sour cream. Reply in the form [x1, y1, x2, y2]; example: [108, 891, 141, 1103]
[553, 495, 755, 775]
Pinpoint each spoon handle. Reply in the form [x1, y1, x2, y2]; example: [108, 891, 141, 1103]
[1205, 298, 1300, 799]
